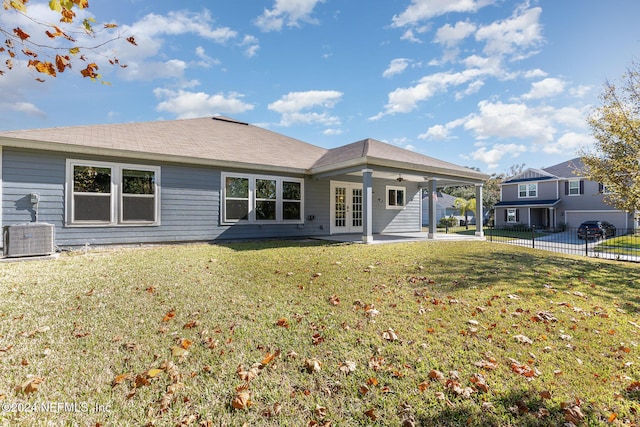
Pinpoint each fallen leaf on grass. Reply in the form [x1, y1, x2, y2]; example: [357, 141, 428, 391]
[338, 360, 356, 375]
[328, 294, 340, 305]
[276, 318, 290, 328]
[112, 373, 130, 387]
[16, 377, 44, 394]
[417, 381, 429, 392]
[429, 369, 445, 381]
[382, 328, 398, 341]
[304, 358, 322, 373]
[171, 346, 189, 358]
[562, 400, 584, 424]
[470, 373, 489, 392]
[364, 408, 377, 421]
[183, 320, 200, 329]
[232, 384, 252, 410]
[514, 334, 533, 344]
[162, 310, 176, 322]
[474, 358, 498, 370]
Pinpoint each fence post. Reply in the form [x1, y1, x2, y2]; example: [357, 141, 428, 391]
[532, 225, 535, 249]
[585, 231, 589, 257]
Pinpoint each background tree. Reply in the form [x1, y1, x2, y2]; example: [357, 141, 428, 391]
[454, 197, 476, 228]
[1, 0, 136, 82]
[580, 61, 640, 216]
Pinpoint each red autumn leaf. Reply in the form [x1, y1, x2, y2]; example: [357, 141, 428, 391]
[80, 62, 98, 78]
[55, 54, 70, 73]
[162, 310, 176, 322]
[13, 27, 30, 41]
[126, 36, 137, 46]
[364, 408, 377, 421]
[276, 318, 290, 328]
[261, 349, 280, 366]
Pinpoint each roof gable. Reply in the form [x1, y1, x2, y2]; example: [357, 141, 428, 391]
[542, 157, 584, 179]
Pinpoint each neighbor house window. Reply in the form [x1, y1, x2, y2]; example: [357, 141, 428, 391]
[518, 183, 537, 198]
[67, 160, 160, 226]
[386, 186, 406, 209]
[568, 180, 581, 196]
[507, 208, 518, 223]
[222, 173, 304, 223]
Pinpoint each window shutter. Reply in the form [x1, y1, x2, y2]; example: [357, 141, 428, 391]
[564, 181, 569, 195]
[504, 209, 508, 221]
[579, 180, 584, 195]
[515, 209, 520, 222]
[598, 183, 604, 193]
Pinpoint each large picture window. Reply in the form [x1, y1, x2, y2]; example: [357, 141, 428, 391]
[67, 160, 160, 226]
[222, 173, 304, 223]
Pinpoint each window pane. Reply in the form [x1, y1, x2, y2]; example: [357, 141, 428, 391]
[256, 200, 276, 220]
[283, 202, 301, 220]
[283, 181, 301, 200]
[226, 177, 249, 198]
[123, 169, 155, 195]
[388, 189, 396, 206]
[74, 194, 111, 221]
[123, 196, 155, 221]
[226, 200, 249, 220]
[256, 179, 277, 199]
[396, 190, 404, 206]
[74, 166, 111, 193]
[528, 184, 537, 196]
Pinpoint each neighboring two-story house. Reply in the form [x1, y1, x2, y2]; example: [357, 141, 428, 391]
[494, 158, 635, 231]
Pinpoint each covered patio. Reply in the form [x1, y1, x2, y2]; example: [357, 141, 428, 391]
[313, 231, 486, 244]
[309, 138, 489, 243]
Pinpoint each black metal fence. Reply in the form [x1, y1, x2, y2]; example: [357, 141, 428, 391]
[483, 226, 640, 262]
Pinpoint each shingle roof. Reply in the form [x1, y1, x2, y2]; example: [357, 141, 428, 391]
[0, 116, 327, 172]
[0, 117, 487, 182]
[312, 138, 487, 181]
[542, 157, 584, 178]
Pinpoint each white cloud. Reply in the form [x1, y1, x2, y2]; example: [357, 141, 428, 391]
[523, 68, 548, 79]
[240, 35, 260, 58]
[570, 85, 592, 98]
[471, 143, 527, 169]
[124, 59, 188, 81]
[194, 46, 221, 68]
[8, 102, 46, 117]
[254, 0, 325, 32]
[383, 58, 411, 78]
[370, 68, 492, 119]
[475, 5, 543, 59]
[154, 88, 254, 118]
[323, 128, 344, 135]
[392, 0, 494, 28]
[419, 124, 451, 140]
[434, 20, 477, 47]
[463, 100, 555, 142]
[268, 90, 343, 127]
[542, 132, 593, 154]
[522, 77, 565, 99]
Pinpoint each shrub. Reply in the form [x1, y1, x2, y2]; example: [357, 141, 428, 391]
[438, 216, 458, 228]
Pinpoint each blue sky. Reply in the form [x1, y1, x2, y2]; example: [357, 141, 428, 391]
[1, 0, 639, 174]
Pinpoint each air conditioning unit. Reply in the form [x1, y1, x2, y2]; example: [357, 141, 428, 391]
[3, 223, 55, 258]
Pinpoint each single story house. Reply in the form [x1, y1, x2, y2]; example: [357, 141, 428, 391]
[0, 116, 488, 251]
[421, 191, 476, 226]
[494, 157, 635, 231]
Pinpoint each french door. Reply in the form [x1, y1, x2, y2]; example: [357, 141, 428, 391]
[330, 182, 363, 234]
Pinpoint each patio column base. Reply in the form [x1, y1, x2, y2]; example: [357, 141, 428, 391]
[362, 235, 374, 244]
[475, 231, 484, 237]
[428, 232, 437, 239]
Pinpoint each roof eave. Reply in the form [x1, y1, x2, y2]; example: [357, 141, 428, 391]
[0, 137, 308, 175]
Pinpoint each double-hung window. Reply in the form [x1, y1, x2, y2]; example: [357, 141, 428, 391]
[222, 173, 303, 223]
[518, 183, 537, 198]
[568, 180, 580, 196]
[386, 186, 406, 209]
[68, 160, 160, 226]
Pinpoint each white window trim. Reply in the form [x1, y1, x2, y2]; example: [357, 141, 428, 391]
[0, 146, 3, 246]
[568, 179, 580, 196]
[386, 185, 406, 209]
[507, 208, 517, 223]
[518, 183, 538, 198]
[221, 172, 304, 225]
[66, 159, 161, 227]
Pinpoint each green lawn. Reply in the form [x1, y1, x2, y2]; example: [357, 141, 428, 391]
[1, 240, 640, 426]
[595, 234, 640, 256]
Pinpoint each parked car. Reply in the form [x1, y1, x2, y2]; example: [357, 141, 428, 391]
[577, 220, 616, 240]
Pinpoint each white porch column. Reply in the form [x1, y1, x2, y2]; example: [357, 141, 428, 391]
[475, 183, 484, 237]
[428, 178, 437, 239]
[362, 168, 373, 243]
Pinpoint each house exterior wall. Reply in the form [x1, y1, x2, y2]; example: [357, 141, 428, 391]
[1, 148, 330, 247]
[2, 148, 424, 248]
[495, 176, 634, 230]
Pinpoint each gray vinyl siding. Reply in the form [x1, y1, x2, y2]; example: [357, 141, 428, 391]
[2, 148, 330, 247]
[374, 181, 421, 233]
[501, 180, 557, 201]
